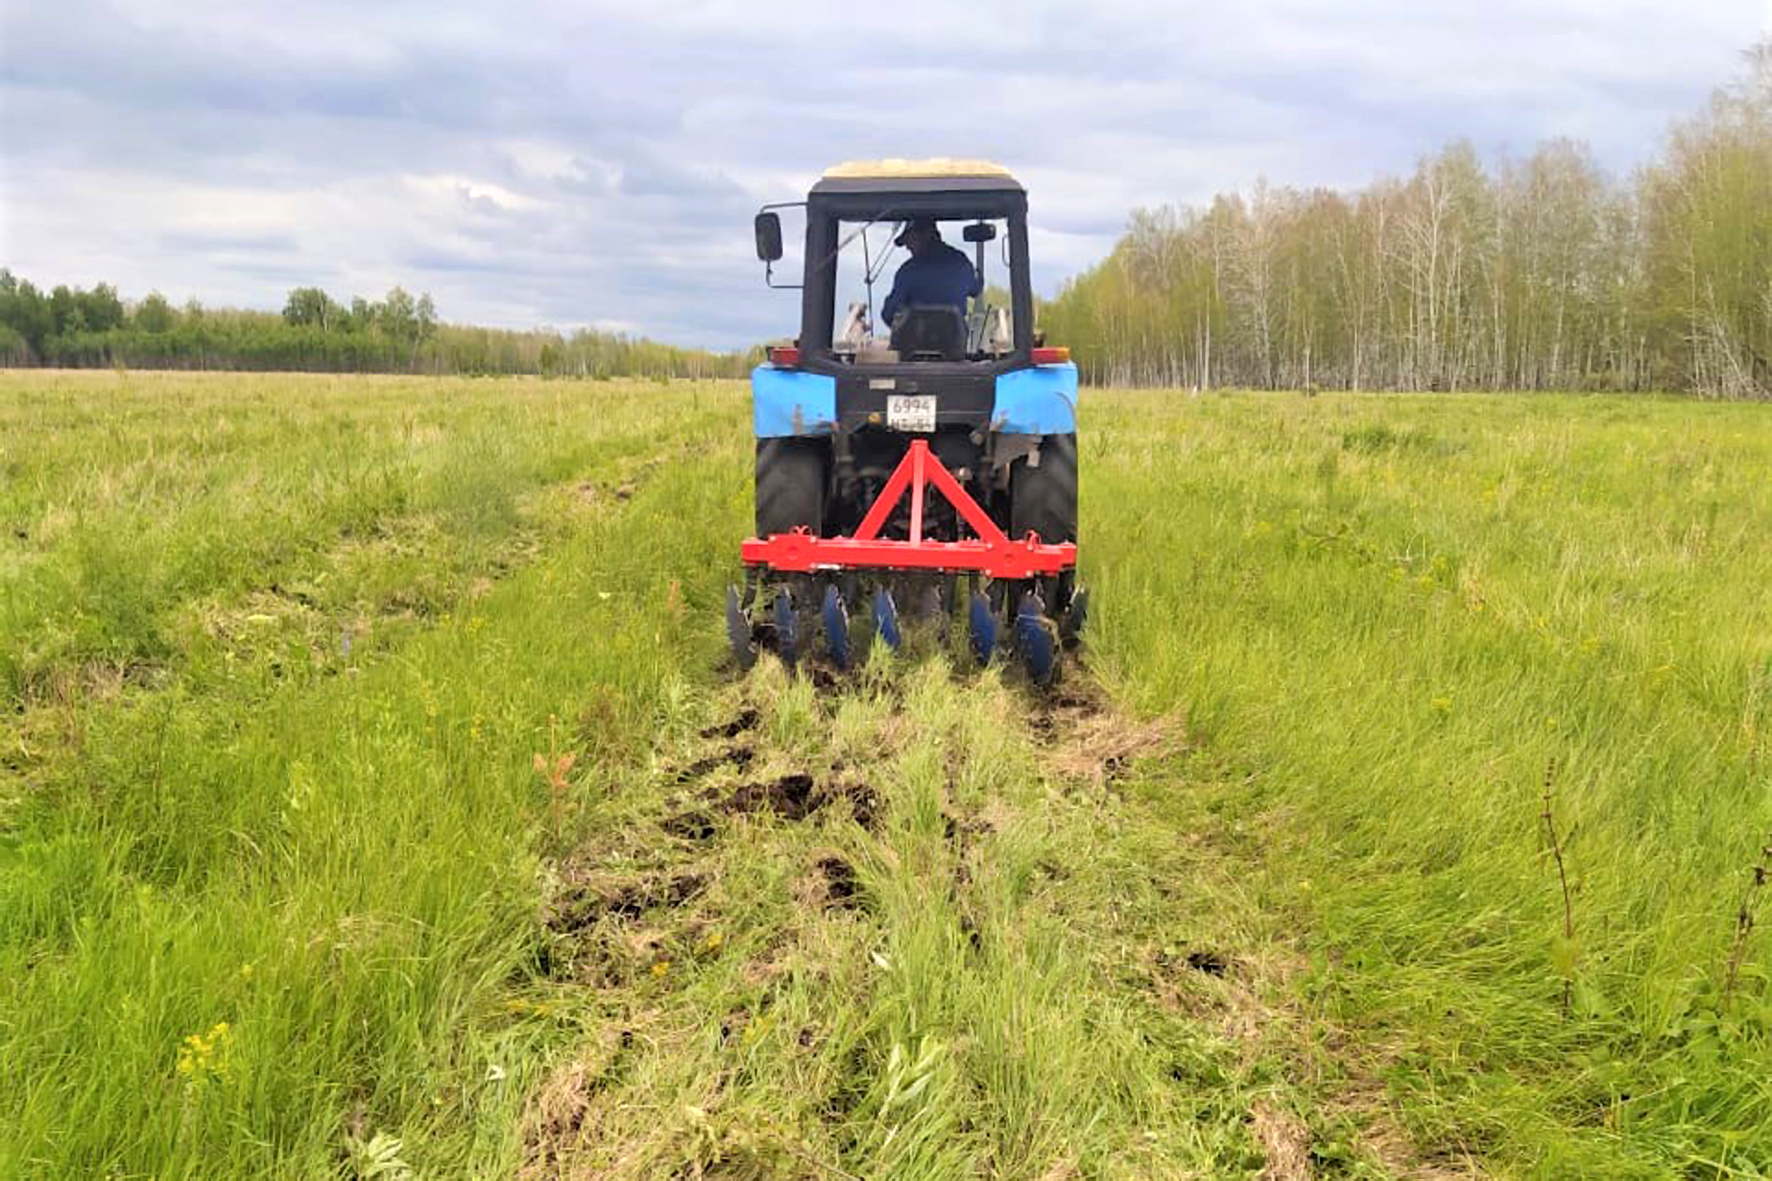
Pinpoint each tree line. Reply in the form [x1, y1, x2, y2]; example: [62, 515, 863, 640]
[1040, 41, 1772, 397]
[0, 276, 755, 379]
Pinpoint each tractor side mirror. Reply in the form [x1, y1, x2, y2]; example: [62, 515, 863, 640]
[962, 222, 996, 243]
[754, 212, 784, 262]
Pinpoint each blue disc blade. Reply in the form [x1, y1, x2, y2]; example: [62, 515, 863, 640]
[968, 591, 998, 666]
[726, 585, 757, 671]
[1014, 592, 1057, 685]
[774, 589, 798, 666]
[822, 584, 851, 670]
[872, 588, 901, 651]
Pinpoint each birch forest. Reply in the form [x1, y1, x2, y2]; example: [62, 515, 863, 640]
[1042, 42, 1772, 397]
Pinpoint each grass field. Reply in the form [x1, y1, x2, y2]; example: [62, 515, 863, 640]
[2, 371, 1769, 1179]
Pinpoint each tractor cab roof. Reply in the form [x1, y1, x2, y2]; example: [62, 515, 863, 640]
[811, 158, 1025, 197]
[777, 158, 1035, 361]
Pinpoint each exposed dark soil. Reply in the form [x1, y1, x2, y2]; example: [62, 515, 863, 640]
[726, 772, 817, 820]
[829, 779, 880, 830]
[698, 708, 760, 740]
[547, 870, 708, 933]
[1153, 944, 1233, 980]
[674, 744, 754, 782]
[703, 772, 880, 830]
[813, 855, 862, 911]
[659, 808, 717, 842]
[1028, 681, 1106, 738]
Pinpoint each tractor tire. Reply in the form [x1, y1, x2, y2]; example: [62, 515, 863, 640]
[1010, 432, 1078, 612]
[755, 438, 825, 537]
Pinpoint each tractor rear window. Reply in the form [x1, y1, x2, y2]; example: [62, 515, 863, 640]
[831, 216, 1013, 362]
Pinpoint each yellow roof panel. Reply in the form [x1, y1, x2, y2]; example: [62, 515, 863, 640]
[823, 157, 1014, 180]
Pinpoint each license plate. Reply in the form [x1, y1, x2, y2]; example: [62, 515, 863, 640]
[887, 395, 936, 433]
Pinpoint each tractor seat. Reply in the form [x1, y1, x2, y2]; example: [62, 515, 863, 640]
[889, 305, 968, 361]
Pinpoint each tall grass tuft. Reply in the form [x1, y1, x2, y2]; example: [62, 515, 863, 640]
[1540, 757, 1576, 1018]
[1723, 832, 1772, 1007]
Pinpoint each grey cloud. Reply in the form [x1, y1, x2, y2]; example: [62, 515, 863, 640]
[213, 259, 340, 286]
[616, 159, 744, 201]
[2, 0, 1764, 348]
[400, 249, 519, 275]
[157, 230, 301, 253]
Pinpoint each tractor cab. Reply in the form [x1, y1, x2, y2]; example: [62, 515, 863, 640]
[754, 159, 1037, 368]
[734, 159, 1082, 683]
[748, 158, 1074, 444]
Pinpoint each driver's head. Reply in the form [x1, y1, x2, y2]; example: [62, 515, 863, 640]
[895, 217, 940, 257]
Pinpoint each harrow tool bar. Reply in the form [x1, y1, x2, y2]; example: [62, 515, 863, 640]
[741, 440, 1076, 579]
[732, 440, 1079, 684]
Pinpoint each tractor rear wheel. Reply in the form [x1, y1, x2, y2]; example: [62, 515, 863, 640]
[1010, 432, 1078, 612]
[755, 439, 825, 537]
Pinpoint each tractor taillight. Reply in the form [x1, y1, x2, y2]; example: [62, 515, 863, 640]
[1031, 346, 1071, 365]
[768, 345, 802, 367]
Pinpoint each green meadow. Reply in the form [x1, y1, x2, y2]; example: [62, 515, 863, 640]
[2, 371, 1767, 1179]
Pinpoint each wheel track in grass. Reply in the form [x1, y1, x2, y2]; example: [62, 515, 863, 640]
[0, 407, 754, 1177]
[521, 660, 1476, 1179]
[0, 372, 735, 727]
[0, 419, 726, 829]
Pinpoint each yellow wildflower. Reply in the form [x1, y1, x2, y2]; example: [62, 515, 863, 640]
[176, 1021, 233, 1085]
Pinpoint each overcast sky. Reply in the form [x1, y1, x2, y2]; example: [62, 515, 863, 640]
[2, 0, 1767, 347]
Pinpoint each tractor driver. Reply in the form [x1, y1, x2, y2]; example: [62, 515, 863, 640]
[879, 217, 982, 329]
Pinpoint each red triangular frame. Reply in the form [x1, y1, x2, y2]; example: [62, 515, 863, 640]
[741, 440, 1075, 579]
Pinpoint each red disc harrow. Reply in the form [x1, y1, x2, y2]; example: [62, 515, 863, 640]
[729, 440, 1082, 684]
[741, 440, 1075, 578]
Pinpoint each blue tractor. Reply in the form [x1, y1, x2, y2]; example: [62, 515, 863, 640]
[728, 159, 1083, 682]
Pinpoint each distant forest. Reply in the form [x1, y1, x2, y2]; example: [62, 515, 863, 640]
[0, 276, 755, 379]
[1041, 41, 1772, 397]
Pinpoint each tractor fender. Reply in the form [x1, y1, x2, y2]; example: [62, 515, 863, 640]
[752, 365, 836, 437]
[992, 362, 1078, 434]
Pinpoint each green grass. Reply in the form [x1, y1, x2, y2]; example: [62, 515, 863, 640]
[0, 371, 726, 708]
[2, 373, 1768, 1178]
[0, 371, 737, 1177]
[1089, 389, 1772, 1177]
[514, 661, 1266, 1178]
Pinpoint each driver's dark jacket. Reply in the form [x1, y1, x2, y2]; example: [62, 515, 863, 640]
[880, 241, 982, 326]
